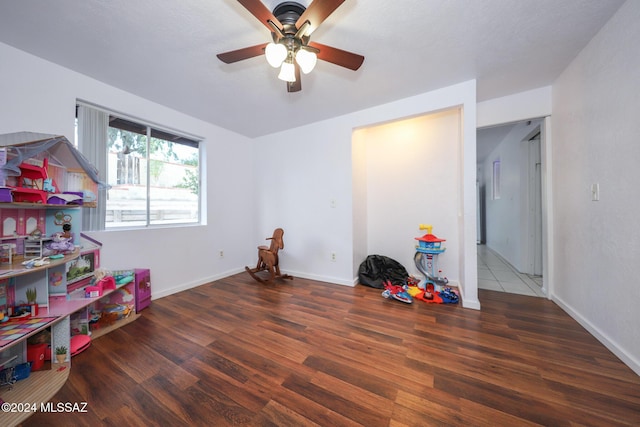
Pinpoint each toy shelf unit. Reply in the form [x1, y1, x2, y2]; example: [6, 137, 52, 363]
[48, 267, 151, 339]
[0, 132, 105, 426]
[65, 268, 150, 345]
[4, 264, 148, 424]
[134, 268, 152, 313]
[78, 271, 138, 340]
[0, 254, 75, 427]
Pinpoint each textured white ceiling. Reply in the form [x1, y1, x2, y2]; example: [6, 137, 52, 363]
[0, 0, 625, 138]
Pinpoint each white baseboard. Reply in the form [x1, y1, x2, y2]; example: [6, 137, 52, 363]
[433, 280, 481, 310]
[282, 270, 356, 287]
[458, 282, 481, 310]
[151, 267, 245, 300]
[552, 294, 640, 377]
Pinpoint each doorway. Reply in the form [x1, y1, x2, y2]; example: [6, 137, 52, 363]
[476, 119, 546, 297]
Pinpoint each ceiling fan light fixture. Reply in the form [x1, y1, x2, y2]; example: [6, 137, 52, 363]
[278, 60, 296, 82]
[217, 0, 364, 92]
[295, 48, 317, 74]
[265, 42, 287, 68]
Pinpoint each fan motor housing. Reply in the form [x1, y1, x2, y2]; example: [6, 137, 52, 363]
[273, 1, 305, 31]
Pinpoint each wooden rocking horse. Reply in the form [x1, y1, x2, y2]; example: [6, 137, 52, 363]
[245, 228, 293, 284]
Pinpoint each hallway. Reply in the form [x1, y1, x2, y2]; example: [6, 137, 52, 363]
[477, 244, 545, 297]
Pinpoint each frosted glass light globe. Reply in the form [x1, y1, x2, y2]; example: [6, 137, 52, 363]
[278, 61, 296, 82]
[265, 42, 287, 68]
[295, 49, 317, 74]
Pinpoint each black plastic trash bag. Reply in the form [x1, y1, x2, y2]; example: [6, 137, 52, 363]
[358, 255, 408, 289]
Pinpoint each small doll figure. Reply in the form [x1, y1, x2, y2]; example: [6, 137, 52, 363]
[62, 223, 72, 239]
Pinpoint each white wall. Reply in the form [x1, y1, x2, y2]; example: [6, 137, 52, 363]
[552, 0, 640, 375]
[250, 118, 356, 286]
[356, 109, 461, 283]
[0, 42, 255, 299]
[477, 86, 552, 128]
[351, 131, 368, 279]
[254, 81, 480, 309]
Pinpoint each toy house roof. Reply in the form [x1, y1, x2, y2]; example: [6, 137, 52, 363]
[0, 132, 105, 188]
[415, 233, 446, 243]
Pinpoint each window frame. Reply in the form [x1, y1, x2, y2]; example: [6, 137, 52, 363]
[76, 102, 203, 231]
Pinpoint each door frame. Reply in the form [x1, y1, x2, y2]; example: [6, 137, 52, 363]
[540, 116, 553, 297]
[476, 116, 554, 299]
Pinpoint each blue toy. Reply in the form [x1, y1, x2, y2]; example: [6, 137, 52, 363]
[414, 224, 449, 291]
[43, 178, 56, 193]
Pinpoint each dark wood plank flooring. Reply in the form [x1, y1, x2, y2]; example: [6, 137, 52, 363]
[22, 273, 640, 426]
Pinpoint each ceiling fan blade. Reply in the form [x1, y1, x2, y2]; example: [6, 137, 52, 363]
[237, 0, 283, 32]
[308, 41, 364, 70]
[287, 65, 302, 92]
[296, 0, 345, 36]
[217, 43, 268, 64]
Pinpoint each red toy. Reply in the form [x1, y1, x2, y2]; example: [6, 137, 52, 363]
[381, 280, 413, 304]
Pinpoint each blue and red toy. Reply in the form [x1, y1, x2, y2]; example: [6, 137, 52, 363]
[414, 224, 449, 291]
[381, 280, 413, 304]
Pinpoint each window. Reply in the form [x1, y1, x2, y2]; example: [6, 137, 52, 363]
[76, 104, 201, 229]
[492, 159, 501, 200]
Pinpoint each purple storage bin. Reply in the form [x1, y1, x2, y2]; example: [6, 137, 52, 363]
[135, 269, 152, 312]
[0, 187, 13, 203]
[47, 192, 84, 205]
[64, 191, 84, 205]
[46, 195, 67, 205]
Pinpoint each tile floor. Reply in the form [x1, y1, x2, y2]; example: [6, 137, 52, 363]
[477, 244, 545, 297]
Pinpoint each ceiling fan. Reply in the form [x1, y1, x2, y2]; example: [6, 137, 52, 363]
[217, 0, 364, 92]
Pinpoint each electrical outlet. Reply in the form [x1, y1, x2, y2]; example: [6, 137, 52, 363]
[219, 250, 224, 258]
[330, 252, 337, 262]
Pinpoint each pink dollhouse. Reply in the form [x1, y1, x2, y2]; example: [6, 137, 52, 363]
[0, 132, 103, 264]
[0, 132, 101, 208]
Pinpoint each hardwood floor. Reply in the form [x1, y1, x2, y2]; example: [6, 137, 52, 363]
[22, 273, 640, 426]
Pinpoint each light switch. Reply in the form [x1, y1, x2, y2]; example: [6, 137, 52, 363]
[591, 183, 599, 201]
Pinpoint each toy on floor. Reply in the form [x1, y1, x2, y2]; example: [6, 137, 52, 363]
[414, 224, 449, 291]
[245, 228, 293, 284]
[381, 280, 413, 304]
[358, 254, 409, 289]
[439, 287, 459, 304]
[407, 283, 459, 304]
